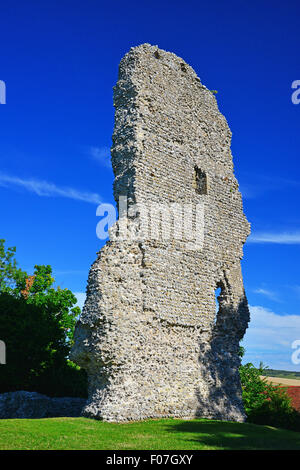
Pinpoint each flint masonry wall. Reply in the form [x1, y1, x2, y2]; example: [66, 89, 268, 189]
[70, 44, 251, 422]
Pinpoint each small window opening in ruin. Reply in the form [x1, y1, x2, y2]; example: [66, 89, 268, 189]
[214, 281, 226, 326]
[194, 166, 208, 195]
[180, 62, 187, 72]
[154, 50, 160, 59]
[214, 287, 221, 324]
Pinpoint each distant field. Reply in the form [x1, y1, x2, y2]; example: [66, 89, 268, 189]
[261, 369, 300, 381]
[1, 417, 300, 450]
[261, 376, 300, 386]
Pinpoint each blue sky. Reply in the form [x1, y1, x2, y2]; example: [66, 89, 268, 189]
[0, 0, 300, 370]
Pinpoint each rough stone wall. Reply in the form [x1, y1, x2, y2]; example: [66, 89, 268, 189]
[70, 44, 251, 422]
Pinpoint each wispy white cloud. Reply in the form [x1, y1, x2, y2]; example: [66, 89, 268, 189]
[242, 305, 300, 370]
[0, 173, 102, 204]
[247, 232, 300, 244]
[239, 183, 265, 200]
[239, 173, 300, 200]
[89, 146, 112, 169]
[288, 285, 300, 299]
[253, 288, 281, 302]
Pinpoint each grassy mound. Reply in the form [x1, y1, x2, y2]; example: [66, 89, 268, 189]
[0, 417, 300, 450]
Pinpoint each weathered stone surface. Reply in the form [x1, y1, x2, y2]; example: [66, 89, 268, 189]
[70, 44, 250, 422]
[0, 391, 86, 419]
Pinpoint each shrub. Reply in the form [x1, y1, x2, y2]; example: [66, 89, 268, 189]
[0, 239, 87, 398]
[239, 361, 300, 431]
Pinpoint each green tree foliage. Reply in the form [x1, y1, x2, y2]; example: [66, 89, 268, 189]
[239, 349, 300, 431]
[0, 239, 87, 397]
[0, 239, 27, 292]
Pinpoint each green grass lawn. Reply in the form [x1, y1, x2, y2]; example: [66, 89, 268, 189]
[1, 417, 300, 450]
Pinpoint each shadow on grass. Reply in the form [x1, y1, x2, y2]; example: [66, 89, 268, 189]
[165, 419, 300, 450]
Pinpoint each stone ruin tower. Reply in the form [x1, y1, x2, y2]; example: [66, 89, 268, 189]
[70, 44, 251, 422]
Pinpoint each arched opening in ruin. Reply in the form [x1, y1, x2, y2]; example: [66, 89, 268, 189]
[214, 281, 225, 327]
